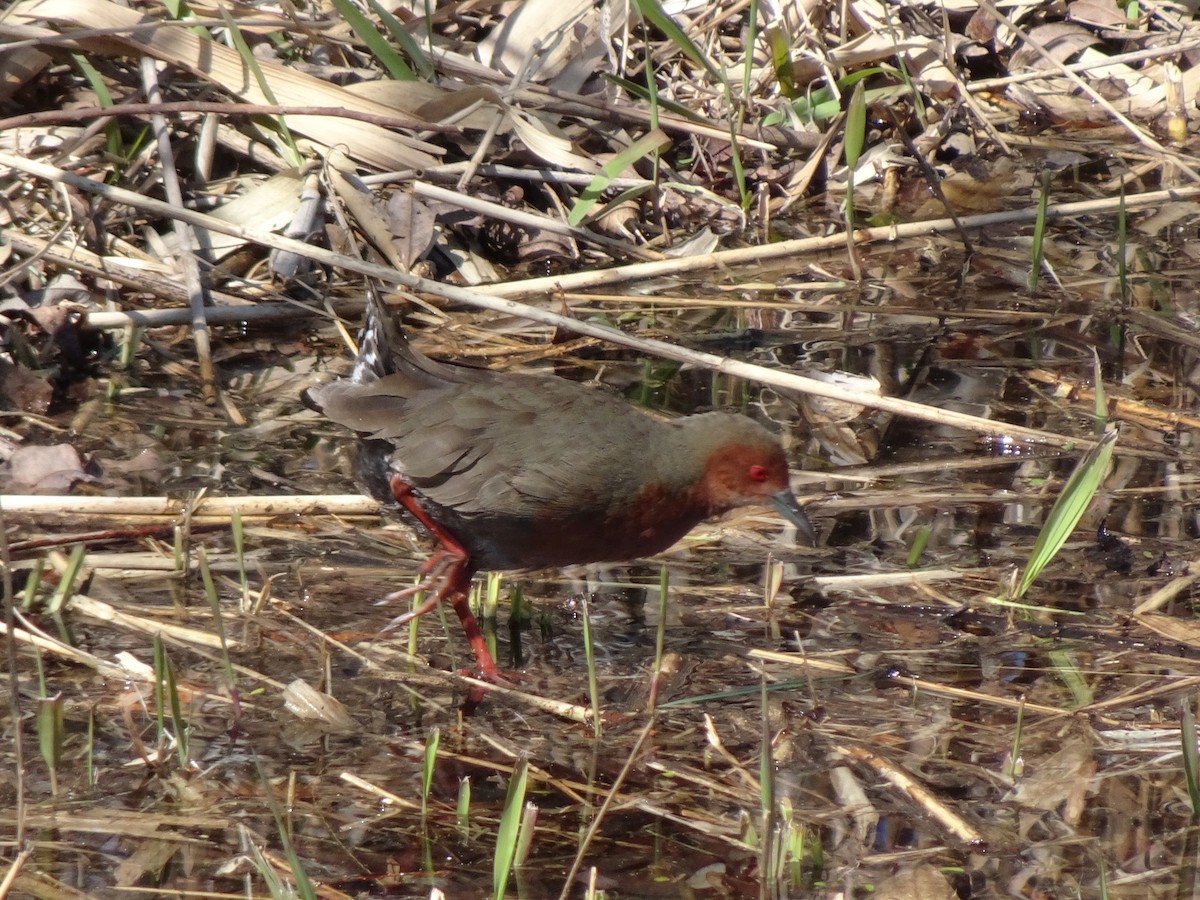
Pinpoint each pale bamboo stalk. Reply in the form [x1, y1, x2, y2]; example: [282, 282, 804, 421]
[67, 594, 233, 649]
[1, 494, 376, 517]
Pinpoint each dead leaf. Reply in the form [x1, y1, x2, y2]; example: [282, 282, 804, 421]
[4, 442, 91, 492]
[386, 191, 439, 270]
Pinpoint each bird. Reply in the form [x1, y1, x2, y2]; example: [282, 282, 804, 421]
[303, 290, 816, 683]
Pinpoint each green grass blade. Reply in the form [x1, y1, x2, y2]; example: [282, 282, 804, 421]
[153, 633, 168, 747]
[484, 571, 502, 620]
[69, 52, 122, 156]
[217, 6, 302, 167]
[759, 675, 773, 819]
[1016, 427, 1118, 598]
[580, 594, 601, 738]
[514, 802, 538, 866]
[631, 0, 725, 86]
[331, 0, 415, 81]
[567, 129, 670, 226]
[764, 26, 798, 100]
[1007, 698, 1025, 779]
[1092, 350, 1107, 433]
[1049, 650, 1092, 708]
[198, 547, 240, 710]
[20, 558, 44, 610]
[366, 0, 434, 79]
[844, 81, 867, 170]
[165, 640, 188, 766]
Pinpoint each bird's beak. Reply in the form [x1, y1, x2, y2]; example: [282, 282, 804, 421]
[770, 489, 817, 547]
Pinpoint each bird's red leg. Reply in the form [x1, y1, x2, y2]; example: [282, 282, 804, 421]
[387, 474, 503, 682]
[443, 562, 502, 682]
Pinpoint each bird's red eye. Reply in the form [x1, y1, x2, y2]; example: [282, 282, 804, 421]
[748, 464, 768, 482]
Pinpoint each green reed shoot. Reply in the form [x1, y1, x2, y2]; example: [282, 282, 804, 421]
[47, 543, 86, 615]
[367, 0, 435, 79]
[484, 571, 502, 620]
[421, 726, 440, 818]
[1049, 650, 1093, 708]
[759, 676, 774, 822]
[1015, 427, 1118, 599]
[843, 81, 866, 279]
[152, 633, 188, 767]
[567, 130, 670, 227]
[1183, 698, 1200, 818]
[69, 52, 122, 157]
[198, 546, 238, 697]
[246, 753, 319, 900]
[906, 526, 930, 568]
[1028, 169, 1052, 292]
[408, 581, 424, 659]
[232, 510, 249, 611]
[1007, 698, 1026, 780]
[245, 837, 288, 900]
[1091, 350, 1108, 435]
[20, 558, 44, 610]
[493, 754, 529, 900]
[36, 691, 64, 797]
[514, 802, 538, 866]
[456, 776, 472, 837]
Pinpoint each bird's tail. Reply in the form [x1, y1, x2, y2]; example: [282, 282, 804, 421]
[351, 286, 485, 388]
[351, 286, 408, 383]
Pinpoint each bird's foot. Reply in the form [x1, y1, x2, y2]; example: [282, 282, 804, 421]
[381, 592, 439, 631]
[465, 663, 526, 688]
[457, 664, 525, 711]
[377, 553, 456, 607]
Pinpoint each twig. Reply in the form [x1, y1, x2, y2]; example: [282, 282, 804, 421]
[414, 181, 664, 262]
